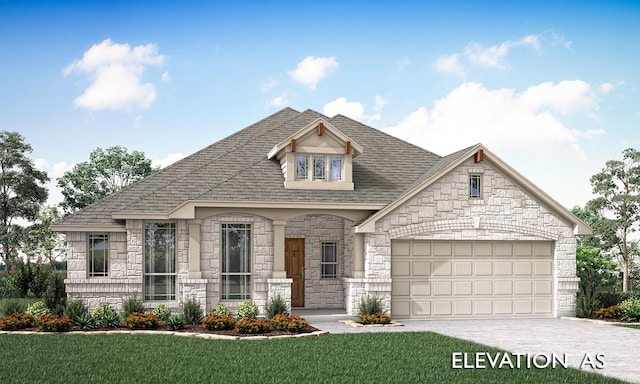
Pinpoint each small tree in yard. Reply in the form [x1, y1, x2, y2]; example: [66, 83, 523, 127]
[588, 148, 640, 292]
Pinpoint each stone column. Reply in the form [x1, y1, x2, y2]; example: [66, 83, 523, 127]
[188, 220, 202, 279]
[272, 220, 287, 278]
[353, 232, 365, 278]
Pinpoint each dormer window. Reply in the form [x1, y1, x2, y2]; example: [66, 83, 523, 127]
[268, 118, 362, 190]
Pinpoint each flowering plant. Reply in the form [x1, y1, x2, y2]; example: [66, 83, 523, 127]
[0, 313, 34, 330]
[270, 314, 307, 332]
[36, 314, 73, 332]
[202, 314, 235, 331]
[235, 318, 270, 334]
[360, 313, 392, 325]
[125, 312, 159, 329]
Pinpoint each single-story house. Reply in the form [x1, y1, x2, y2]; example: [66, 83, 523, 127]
[54, 107, 589, 318]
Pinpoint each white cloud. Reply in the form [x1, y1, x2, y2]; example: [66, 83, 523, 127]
[435, 34, 546, 76]
[34, 159, 74, 179]
[64, 39, 166, 111]
[261, 79, 279, 92]
[289, 56, 339, 90]
[384, 81, 603, 158]
[323, 97, 365, 120]
[395, 56, 410, 70]
[161, 71, 171, 82]
[152, 153, 187, 169]
[266, 95, 289, 108]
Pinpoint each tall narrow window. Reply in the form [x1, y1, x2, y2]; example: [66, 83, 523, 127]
[295, 155, 308, 180]
[221, 223, 252, 300]
[469, 174, 482, 198]
[88, 234, 109, 277]
[329, 156, 342, 181]
[313, 155, 326, 180]
[144, 223, 176, 301]
[321, 242, 338, 279]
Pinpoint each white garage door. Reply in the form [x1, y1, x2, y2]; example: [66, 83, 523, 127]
[391, 241, 554, 318]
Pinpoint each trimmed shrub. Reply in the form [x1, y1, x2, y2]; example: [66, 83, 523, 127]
[357, 295, 384, 317]
[235, 318, 270, 334]
[360, 313, 392, 325]
[265, 294, 289, 320]
[36, 314, 74, 332]
[202, 314, 236, 331]
[594, 305, 624, 319]
[0, 298, 27, 317]
[270, 314, 307, 332]
[209, 303, 231, 317]
[26, 301, 51, 318]
[122, 297, 145, 318]
[64, 299, 89, 323]
[182, 297, 203, 325]
[152, 304, 172, 323]
[91, 302, 120, 328]
[236, 300, 259, 320]
[167, 314, 186, 331]
[620, 297, 640, 321]
[0, 313, 35, 330]
[126, 312, 159, 329]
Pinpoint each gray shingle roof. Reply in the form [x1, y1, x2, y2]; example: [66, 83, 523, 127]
[57, 108, 450, 226]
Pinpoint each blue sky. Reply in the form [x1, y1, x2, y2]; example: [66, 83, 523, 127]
[2, 0, 640, 210]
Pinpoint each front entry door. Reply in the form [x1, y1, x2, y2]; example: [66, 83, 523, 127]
[285, 238, 305, 307]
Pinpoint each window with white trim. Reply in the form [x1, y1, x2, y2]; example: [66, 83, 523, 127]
[295, 154, 343, 182]
[144, 223, 176, 301]
[88, 234, 109, 277]
[313, 155, 326, 180]
[329, 156, 342, 181]
[295, 155, 309, 180]
[321, 241, 338, 279]
[221, 223, 252, 300]
[469, 174, 482, 198]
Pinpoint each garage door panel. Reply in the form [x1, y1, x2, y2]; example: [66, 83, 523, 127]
[392, 240, 554, 319]
[392, 261, 410, 276]
[454, 261, 472, 276]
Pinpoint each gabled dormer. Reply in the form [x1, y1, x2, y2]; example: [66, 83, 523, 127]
[268, 118, 363, 190]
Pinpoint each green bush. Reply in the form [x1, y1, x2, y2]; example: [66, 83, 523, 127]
[594, 305, 624, 319]
[235, 318, 270, 334]
[0, 298, 27, 316]
[166, 314, 186, 331]
[236, 300, 259, 319]
[265, 295, 289, 320]
[620, 297, 640, 321]
[181, 297, 203, 325]
[64, 299, 88, 322]
[596, 291, 640, 308]
[73, 312, 96, 330]
[26, 301, 51, 317]
[122, 296, 145, 318]
[202, 314, 235, 331]
[91, 302, 120, 328]
[44, 273, 66, 315]
[5, 259, 52, 298]
[209, 303, 231, 317]
[575, 290, 599, 318]
[152, 304, 172, 323]
[357, 295, 384, 317]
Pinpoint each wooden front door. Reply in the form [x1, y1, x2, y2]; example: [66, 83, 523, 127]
[285, 238, 305, 307]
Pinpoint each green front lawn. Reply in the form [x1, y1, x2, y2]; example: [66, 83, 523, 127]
[0, 332, 627, 384]
[616, 324, 640, 329]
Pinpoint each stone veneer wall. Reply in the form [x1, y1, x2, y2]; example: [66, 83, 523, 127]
[285, 215, 353, 309]
[64, 220, 193, 312]
[200, 213, 273, 314]
[362, 158, 579, 317]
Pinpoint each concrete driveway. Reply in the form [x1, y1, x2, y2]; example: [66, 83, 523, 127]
[309, 318, 640, 383]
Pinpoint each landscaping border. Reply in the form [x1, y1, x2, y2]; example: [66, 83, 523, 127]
[339, 319, 404, 328]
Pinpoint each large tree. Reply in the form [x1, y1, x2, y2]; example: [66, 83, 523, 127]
[57, 146, 157, 213]
[0, 131, 49, 260]
[25, 205, 64, 265]
[588, 148, 640, 292]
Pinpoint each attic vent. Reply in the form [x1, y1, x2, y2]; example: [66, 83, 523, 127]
[474, 149, 484, 163]
[318, 122, 324, 136]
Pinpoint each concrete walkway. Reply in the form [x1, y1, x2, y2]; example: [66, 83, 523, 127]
[309, 317, 640, 383]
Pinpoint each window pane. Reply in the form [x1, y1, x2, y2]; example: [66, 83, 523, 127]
[321, 242, 337, 279]
[322, 264, 336, 279]
[89, 234, 108, 277]
[295, 155, 308, 180]
[329, 156, 342, 181]
[469, 175, 481, 198]
[145, 223, 176, 274]
[144, 275, 176, 301]
[322, 242, 337, 263]
[313, 155, 325, 180]
[221, 275, 251, 300]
